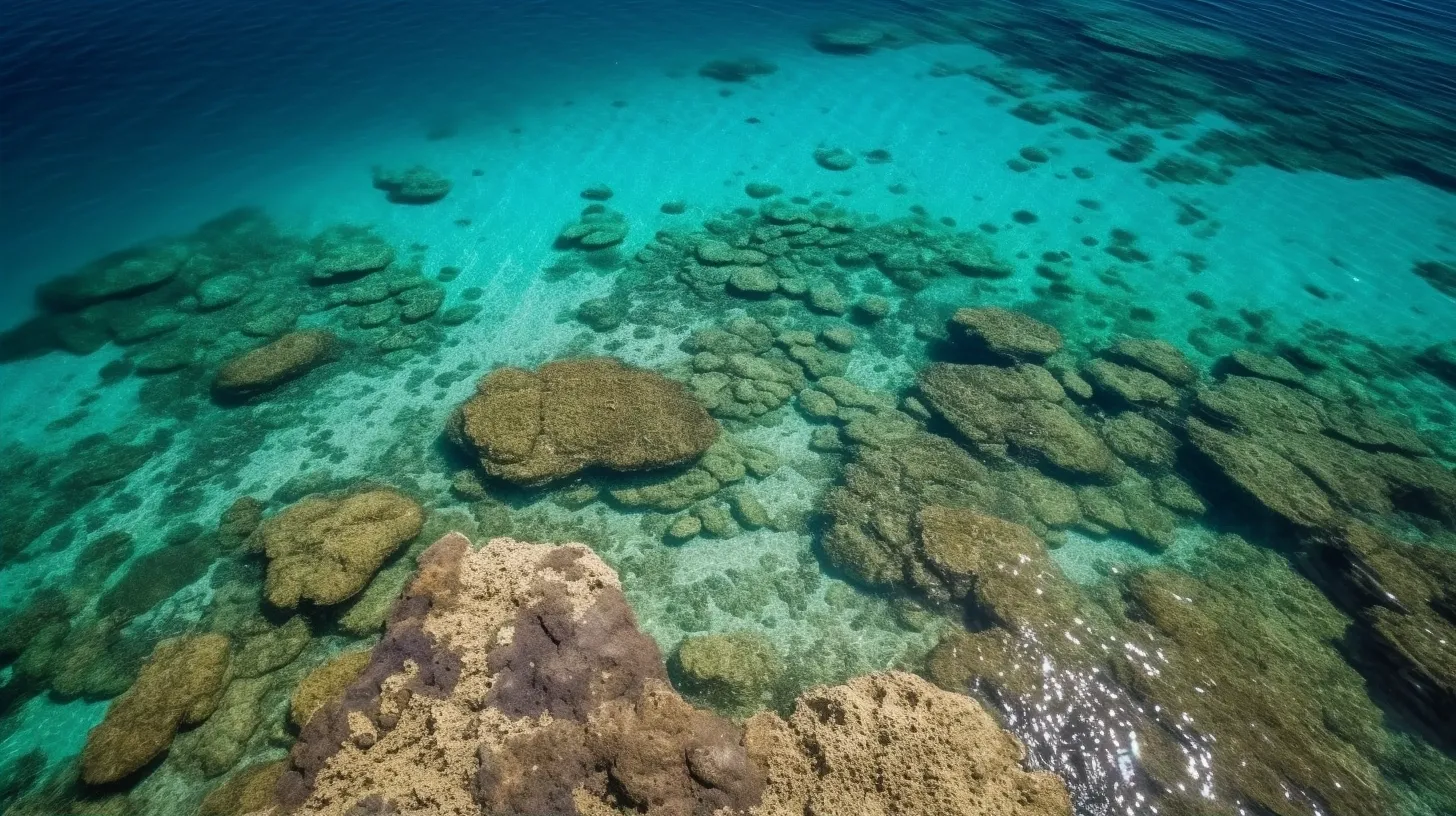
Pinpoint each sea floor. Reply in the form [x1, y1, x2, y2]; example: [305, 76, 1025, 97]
[2, 5, 1456, 816]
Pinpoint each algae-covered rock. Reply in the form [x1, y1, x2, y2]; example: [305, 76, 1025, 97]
[1105, 337, 1197, 386]
[810, 24, 893, 54]
[675, 631, 782, 715]
[450, 357, 719, 485]
[212, 330, 340, 400]
[1100, 412, 1178, 472]
[1224, 348, 1305, 386]
[813, 147, 858, 171]
[397, 282, 445, 322]
[177, 674, 271, 777]
[824, 426, 1037, 595]
[231, 615, 310, 678]
[291, 649, 372, 728]
[726, 265, 778, 296]
[372, 165, 451, 204]
[197, 760, 286, 816]
[697, 240, 768, 266]
[916, 505, 1046, 601]
[666, 514, 703, 541]
[1419, 341, 1456, 387]
[81, 633, 231, 785]
[196, 274, 252, 311]
[38, 248, 181, 311]
[854, 295, 891, 321]
[1084, 359, 1180, 408]
[556, 207, 629, 250]
[258, 488, 424, 608]
[577, 296, 628, 331]
[950, 307, 1063, 363]
[918, 363, 1121, 481]
[1307, 522, 1456, 736]
[700, 58, 777, 82]
[1195, 375, 1325, 435]
[311, 226, 395, 282]
[1187, 418, 1335, 528]
[807, 281, 847, 314]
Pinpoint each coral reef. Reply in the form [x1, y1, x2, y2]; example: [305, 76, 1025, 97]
[449, 357, 719, 485]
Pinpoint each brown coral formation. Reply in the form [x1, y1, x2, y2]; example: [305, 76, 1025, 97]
[80, 633, 231, 784]
[275, 533, 1072, 816]
[255, 489, 424, 608]
[212, 330, 340, 399]
[449, 357, 719, 485]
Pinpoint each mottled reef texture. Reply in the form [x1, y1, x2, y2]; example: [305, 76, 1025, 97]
[449, 357, 721, 486]
[270, 533, 1071, 816]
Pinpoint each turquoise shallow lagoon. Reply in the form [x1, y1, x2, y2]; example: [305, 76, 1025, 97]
[1, 1, 1455, 815]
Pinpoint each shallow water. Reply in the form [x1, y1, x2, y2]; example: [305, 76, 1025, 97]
[1, 1, 1454, 814]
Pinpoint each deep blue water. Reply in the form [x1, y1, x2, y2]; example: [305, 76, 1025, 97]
[4, 0, 1455, 313]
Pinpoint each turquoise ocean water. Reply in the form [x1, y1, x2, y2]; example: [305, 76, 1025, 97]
[1, 0, 1454, 814]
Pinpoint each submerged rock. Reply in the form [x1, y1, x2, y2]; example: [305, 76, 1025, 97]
[810, 24, 895, 54]
[256, 488, 424, 608]
[212, 330, 340, 400]
[1104, 337, 1197, 386]
[311, 226, 396, 282]
[674, 631, 781, 715]
[556, 207, 629, 250]
[196, 274, 252, 311]
[290, 649, 371, 728]
[81, 633, 230, 785]
[38, 248, 182, 311]
[918, 363, 1121, 481]
[371, 165, 451, 204]
[698, 57, 777, 82]
[813, 146, 858, 171]
[449, 357, 719, 485]
[1187, 418, 1336, 528]
[950, 307, 1062, 363]
[746, 672, 1071, 816]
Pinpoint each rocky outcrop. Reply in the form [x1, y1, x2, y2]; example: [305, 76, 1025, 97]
[275, 533, 762, 815]
[274, 533, 1072, 816]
